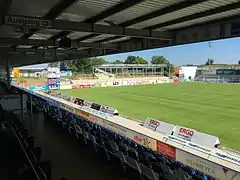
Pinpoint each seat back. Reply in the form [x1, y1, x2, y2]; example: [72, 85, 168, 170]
[140, 163, 159, 180]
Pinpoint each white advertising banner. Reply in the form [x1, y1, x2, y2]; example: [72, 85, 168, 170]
[83, 100, 92, 108]
[143, 118, 160, 131]
[60, 85, 72, 90]
[0, 94, 26, 111]
[173, 126, 196, 141]
[143, 117, 174, 135]
[47, 67, 60, 78]
[191, 131, 220, 149]
[173, 126, 220, 149]
[176, 149, 240, 180]
[99, 119, 157, 150]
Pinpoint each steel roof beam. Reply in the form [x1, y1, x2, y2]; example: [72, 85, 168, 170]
[173, 14, 240, 32]
[96, 1, 240, 44]
[4, 15, 173, 40]
[0, 38, 54, 46]
[147, 2, 240, 30]
[84, 0, 145, 23]
[120, 0, 206, 27]
[0, 37, 118, 49]
[22, 0, 78, 39]
[7, 48, 90, 54]
[52, 0, 145, 42]
[93, 0, 206, 43]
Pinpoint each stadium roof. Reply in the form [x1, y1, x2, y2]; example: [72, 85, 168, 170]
[1, 0, 240, 66]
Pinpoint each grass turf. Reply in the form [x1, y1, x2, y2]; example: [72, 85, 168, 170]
[58, 83, 240, 150]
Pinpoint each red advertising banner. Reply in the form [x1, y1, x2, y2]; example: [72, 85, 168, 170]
[157, 141, 176, 160]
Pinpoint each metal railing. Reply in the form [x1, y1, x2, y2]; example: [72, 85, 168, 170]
[11, 119, 47, 180]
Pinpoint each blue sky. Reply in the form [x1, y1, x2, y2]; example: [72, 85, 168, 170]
[22, 37, 240, 68]
[102, 37, 240, 65]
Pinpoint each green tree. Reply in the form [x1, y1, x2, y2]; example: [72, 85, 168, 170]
[112, 60, 124, 64]
[90, 57, 108, 66]
[68, 57, 108, 73]
[151, 56, 175, 76]
[205, 58, 214, 65]
[124, 56, 148, 64]
[151, 56, 169, 64]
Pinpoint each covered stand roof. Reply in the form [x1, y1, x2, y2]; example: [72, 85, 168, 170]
[1, 0, 240, 66]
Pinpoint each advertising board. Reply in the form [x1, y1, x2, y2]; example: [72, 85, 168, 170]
[91, 103, 101, 111]
[88, 114, 101, 124]
[29, 86, 48, 91]
[132, 132, 157, 150]
[74, 98, 84, 106]
[0, 94, 27, 111]
[63, 104, 75, 113]
[173, 126, 195, 141]
[100, 105, 108, 113]
[143, 118, 175, 135]
[75, 109, 90, 121]
[157, 141, 176, 160]
[186, 142, 212, 154]
[47, 67, 60, 78]
[60, 85, 72, 90]
[47, 78, 60, 84]
[143, 118, 160, 131]
[191, 131, 220, 149]
[106, 106, 118, 115]
[100, 119, 157, 150]
[83, 100, 92, 108]
[176, 149, 240, 180]
[60, 70, 72, 77]
[213, 151, 240, 166]
[48, 83, 60, 90]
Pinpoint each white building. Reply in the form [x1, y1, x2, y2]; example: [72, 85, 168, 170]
[18, 64, 48, 77]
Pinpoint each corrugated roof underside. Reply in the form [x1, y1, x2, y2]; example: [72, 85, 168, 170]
[100, 0, 184, 25]
[129, 0, 239, 29]
[57, 0, 123, 22]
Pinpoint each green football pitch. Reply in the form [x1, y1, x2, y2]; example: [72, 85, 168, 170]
[58, 83, 240, 150]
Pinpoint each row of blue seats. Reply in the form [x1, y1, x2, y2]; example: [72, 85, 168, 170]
[36, 96, 215, 180]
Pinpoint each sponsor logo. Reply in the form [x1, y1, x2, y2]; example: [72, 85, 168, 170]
[215, 152, 240, 164]
[177, 128, 194, 140]
[89, 114, 99, 123]
[148, 119, 160, 130]
[185, 157, 216, 177]
[187, 143, 212, 153]
[100, 105, 108, 113]
[179, 128, 194, 136]
[157, 141, 176, 160]
[134, 135, 150, 147]
[168, 135, 187, 144]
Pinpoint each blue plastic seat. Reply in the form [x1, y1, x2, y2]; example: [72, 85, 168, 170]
[125, 155, 141, 180]
[140, 163, 159, 180]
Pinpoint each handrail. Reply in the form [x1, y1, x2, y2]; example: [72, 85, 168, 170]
[12, 121, 47, 180]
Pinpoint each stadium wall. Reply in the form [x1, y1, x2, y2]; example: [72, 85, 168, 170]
[60, 76, 170, 90]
